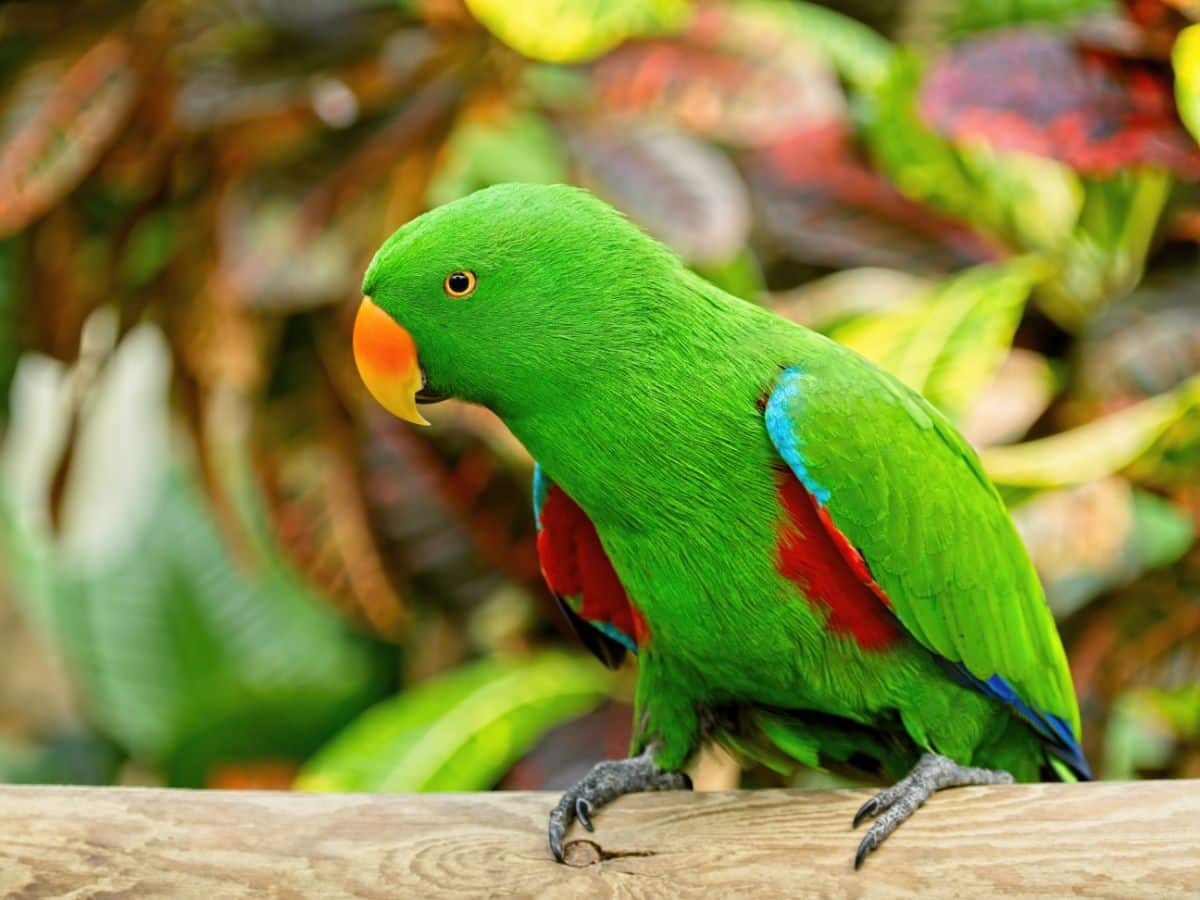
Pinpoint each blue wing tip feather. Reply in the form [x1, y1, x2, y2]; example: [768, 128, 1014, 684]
[941, 661, 1091, 780]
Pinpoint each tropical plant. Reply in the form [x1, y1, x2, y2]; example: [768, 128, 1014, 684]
[1, 0, 1197, 789]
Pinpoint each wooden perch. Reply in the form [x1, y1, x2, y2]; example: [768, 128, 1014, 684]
[0, 781, 1197, 898]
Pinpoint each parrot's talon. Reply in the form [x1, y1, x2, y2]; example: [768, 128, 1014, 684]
[547, 747, 691, 862]
[852, 797, 878, 829]
[853, 836, 872, 871]
[576, 798, 594, 831]
[850, 752, 1014, 868]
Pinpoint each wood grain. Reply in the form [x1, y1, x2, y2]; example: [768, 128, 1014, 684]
[0, 781, 1197, 898]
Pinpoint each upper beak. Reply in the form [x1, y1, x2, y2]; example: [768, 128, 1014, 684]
[353, 296, 430, 426]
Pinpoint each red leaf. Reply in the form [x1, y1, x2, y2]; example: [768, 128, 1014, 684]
[920, 29, 1200, 177]
[750, 123, 1002, 272]
[589, 37, 843, 148]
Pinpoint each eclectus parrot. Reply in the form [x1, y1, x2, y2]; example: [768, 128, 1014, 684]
[353, 183, 1089, 868]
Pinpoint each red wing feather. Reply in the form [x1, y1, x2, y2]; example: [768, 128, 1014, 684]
[776, 470, 901, 650]
[537, 484, 649, 647]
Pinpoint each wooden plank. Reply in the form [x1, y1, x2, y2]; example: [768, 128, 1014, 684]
[0, 781, 1197, 898]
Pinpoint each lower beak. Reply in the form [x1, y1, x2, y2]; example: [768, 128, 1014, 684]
[352, 296, 429, 426]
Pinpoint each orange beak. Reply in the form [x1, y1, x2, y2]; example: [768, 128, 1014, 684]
[352, 297, 429, 426]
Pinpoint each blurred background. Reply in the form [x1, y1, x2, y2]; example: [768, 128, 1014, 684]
[0, 0, 1198, 797]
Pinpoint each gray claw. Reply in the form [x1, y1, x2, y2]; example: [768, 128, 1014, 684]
[547, 747, 691, 862]
[577, 798, 594, 831]
[854, 836, 872, 871]
[850, 752, 1014, 869]
[852, 797, 878, 829]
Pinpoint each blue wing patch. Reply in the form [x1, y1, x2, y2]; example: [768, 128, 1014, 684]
[532, 462, 550, 528]
[765, 367, 831, 504]
[938, 659, 1092, 780]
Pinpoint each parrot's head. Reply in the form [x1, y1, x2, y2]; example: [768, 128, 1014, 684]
[354, 183, 678, 425]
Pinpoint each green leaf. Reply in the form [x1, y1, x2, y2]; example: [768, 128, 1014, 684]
[297, 652, 609, 792]
[771, 268, 935, 332]
[956, 145, 1082, 252]
[1104, 688, 1198, 780]
[0, 733, 122, 786]
[731, 1, 894, 93]
[1035, 170, 1173, 330]
[0, 323, 389, 786]
[119, 209, 179, 288]
[830, 256, 1047, 420]
[464, 0, 691, 63]
[694, 248, 764, 304]
[981, 374, 1200, 487]
[1174, 24, 1200, 145]
[427, 111, 568, 208]
[901, 0, 1114, 47]
[0, 239, 19, 425]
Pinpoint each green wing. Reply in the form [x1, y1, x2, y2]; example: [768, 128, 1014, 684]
[765, 337, 1086, 774]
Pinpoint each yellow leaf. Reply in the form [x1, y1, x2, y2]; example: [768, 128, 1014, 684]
[981, 376, 1200, 487]
[1174, 25, 1200, 145]
[465, 0, 691, 63]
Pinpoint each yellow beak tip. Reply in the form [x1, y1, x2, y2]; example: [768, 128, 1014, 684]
[353, 297, 429, 426]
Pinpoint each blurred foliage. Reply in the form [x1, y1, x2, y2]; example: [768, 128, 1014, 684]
[298, 651, 609, 791]
[0, 0, 1197, 792]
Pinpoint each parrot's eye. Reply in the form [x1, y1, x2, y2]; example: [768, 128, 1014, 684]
[443, 270, 477, 299]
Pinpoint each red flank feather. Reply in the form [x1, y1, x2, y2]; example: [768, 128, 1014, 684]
[776, 471, 900, 650]
[538, 485, 649, 646]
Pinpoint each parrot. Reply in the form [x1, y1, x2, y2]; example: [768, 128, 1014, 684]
[352, 182, 1090, 868]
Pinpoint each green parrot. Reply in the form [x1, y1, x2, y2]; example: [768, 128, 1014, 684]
[352, 183, 1089, 868]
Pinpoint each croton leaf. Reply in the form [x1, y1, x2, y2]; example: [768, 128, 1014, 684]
[464, 0, 691, 63]
[958, 349, 1060, 448]
[862, 51, 1083, 253]
[588, 34, 843, 148]
[750, 123, 1000, 272]
[1011, 478, 1194, 618]
[829, 256, 1048, 420]
[427, 109, 568, 207]
[715, 0, 894, 92]
[1035, 168, 1173, 329]
[254, 321, 409, 642]
[363, 407, 543, 611]
[770, 268, 936, 332]
[981, 373, 1200, 486]
[0, 36, 137, 236]
[297, 652, 610, 792]
[568, 122, 750, 264]
[866, 50, 1173, 329]
[919, 28, 1200, 177]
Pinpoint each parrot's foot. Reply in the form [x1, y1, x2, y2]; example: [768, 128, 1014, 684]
[548, 747, 692, 862]
[851, 752, 1013, 870]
